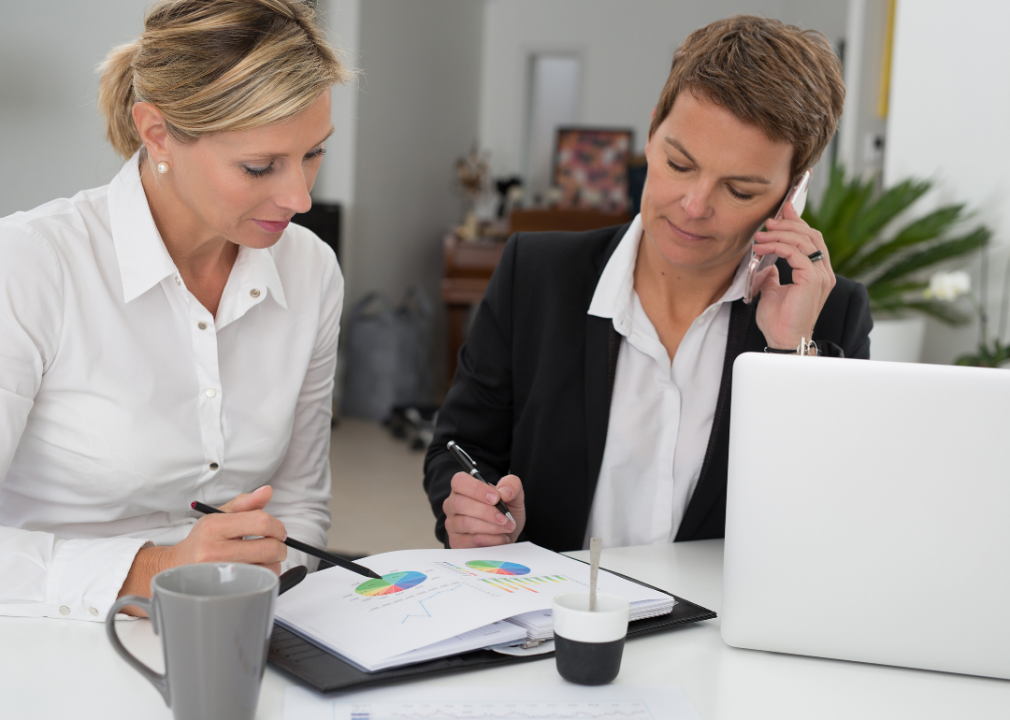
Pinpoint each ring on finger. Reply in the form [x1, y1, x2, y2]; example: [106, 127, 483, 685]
[808, 250, 825, 263]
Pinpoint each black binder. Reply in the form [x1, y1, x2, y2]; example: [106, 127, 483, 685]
[268, 566, 716, 693]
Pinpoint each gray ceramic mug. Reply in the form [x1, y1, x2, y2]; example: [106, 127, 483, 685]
[106, 562, 278, 720]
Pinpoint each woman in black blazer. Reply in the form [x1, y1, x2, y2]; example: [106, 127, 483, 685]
[424, 16, 872, 552]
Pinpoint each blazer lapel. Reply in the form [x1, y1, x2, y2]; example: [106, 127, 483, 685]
[584, 315, 615, 507]
[583, 226, 629, 512]
[675, 299, 754, 540]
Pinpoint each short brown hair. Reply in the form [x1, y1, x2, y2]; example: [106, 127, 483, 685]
[97, 0, 350, 159]
[649, 15, 845, 180]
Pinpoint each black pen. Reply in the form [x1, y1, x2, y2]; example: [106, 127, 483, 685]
[190, 501, 382, 580]
[447, 441, 515, 524]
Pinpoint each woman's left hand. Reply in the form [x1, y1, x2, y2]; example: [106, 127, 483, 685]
[751, 200, 836, 349]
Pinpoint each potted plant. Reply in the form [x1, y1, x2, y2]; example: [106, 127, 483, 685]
[802, 164, 990, 361]
[929, 253, 1010, 367]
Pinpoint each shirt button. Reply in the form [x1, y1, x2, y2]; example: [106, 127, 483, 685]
[250, 288, 261, 298]
[175, 277, 182, 286]
[198, 321, 207, 330]
[89, 607, 99, 616]
[59, 606, 70, 616]
[209, 462, 220, 471]
[206, 388, 217, 398]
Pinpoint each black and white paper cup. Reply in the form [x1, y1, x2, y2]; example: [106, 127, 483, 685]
[552, 592, 630, 685]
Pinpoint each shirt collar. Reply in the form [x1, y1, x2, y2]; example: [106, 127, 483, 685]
[588, 213, 749, 335]
[232, 243, 289, 311]
[108, 152, 178, 304]
[214, 242, 289, 329]
[588, 215, 641, 336]
[107, 151, 288, 311]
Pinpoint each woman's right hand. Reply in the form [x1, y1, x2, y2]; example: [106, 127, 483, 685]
[117, 486, 287, 615]
[443, 472, 526, 548]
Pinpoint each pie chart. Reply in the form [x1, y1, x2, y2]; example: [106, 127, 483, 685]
[466, 560, 531, 576]
[355, 571, 427, 597]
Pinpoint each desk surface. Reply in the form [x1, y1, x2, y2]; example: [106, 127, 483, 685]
[2, 540, 1007, 719]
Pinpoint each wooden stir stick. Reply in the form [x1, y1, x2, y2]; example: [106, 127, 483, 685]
[589, 537, 602, 611]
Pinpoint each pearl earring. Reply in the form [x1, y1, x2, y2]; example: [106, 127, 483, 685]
[157, 162, 169, 174]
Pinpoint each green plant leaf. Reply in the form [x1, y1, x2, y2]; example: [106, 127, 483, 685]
[846, 205, 968, 278]
[847, 178, 931, 252]
[870, 226, 990, 286]
[865, 281, 928, 302]
[822, 181, 877, 274]
[804, 164, 990, 324]
[806, 163, 849, 230]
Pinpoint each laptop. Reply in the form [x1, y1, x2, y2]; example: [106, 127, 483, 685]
[721, 353, 1010, 680]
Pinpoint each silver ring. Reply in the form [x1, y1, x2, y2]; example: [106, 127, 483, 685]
[808, 250, 824, 263]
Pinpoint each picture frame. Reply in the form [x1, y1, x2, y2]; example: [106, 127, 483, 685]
[553, 127, 634, 211]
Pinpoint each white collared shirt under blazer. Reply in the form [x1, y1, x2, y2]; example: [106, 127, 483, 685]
[0, 154, 343, 621]
[585, 215, 746, 548]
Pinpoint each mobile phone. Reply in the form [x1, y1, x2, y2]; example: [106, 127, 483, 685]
[742, 170, 811, 304]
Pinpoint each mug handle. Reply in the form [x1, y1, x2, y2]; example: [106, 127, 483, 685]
[105, 595, 170, 706]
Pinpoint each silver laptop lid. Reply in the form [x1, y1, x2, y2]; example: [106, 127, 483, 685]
[722, 353, 1010, 679]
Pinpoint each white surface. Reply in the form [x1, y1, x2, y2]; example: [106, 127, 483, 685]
[724, 353, 1010, 679]
[284, 685, 702, 720]
[3, 540, 1009, 720]
[885, 0, 1010, 365]
[552, 593, 629, 643]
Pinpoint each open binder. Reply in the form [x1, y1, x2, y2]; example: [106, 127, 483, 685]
[268, 565, 716, 693]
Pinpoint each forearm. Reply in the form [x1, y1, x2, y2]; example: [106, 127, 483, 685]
[116, 545, 175, 615]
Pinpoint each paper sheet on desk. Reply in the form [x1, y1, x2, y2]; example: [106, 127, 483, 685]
[274, 542, 671, 671]
[284, 685, 703, 720]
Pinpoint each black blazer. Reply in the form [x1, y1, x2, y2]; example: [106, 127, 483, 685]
[424, 224, 873, 552]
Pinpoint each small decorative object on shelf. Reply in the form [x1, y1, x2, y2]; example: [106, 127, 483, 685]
[494, 176, 523, 218]
[454, 143, 490, 240]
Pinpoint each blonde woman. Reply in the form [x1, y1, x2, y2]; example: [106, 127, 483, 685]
[0, 0, 348, 620]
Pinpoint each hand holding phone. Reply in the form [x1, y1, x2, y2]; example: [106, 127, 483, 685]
[742, 170, 811, 304]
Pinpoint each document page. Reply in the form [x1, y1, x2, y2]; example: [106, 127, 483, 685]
[285, 685, 703, 720]
[274, 542, 671, 671]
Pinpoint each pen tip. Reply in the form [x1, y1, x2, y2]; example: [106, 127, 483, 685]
[506, 512, 515, 523]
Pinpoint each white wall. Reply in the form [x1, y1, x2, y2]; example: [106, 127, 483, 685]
[885, 0, 1010, 364]
[478, 0, 849, 200]
[837, 0, 890, 177]
[0, 1, 148, 217]
[0, 0, 361, 218]
[316, 0, 361, 209]
[348, 0, 485, 386]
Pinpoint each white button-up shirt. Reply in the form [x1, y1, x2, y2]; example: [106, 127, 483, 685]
[0, 154, 342, 621]
[585, 215, 746, 548]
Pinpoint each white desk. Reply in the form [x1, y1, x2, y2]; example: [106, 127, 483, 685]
[2, 540, 1007, 719]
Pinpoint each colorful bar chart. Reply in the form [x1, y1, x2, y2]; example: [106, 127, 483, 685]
[479, 574, 569, 594]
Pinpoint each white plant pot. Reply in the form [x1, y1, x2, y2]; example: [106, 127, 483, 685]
[869, 316, 927, 363]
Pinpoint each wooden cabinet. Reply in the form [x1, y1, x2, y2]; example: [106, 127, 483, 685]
[441, 233, 505, 384]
